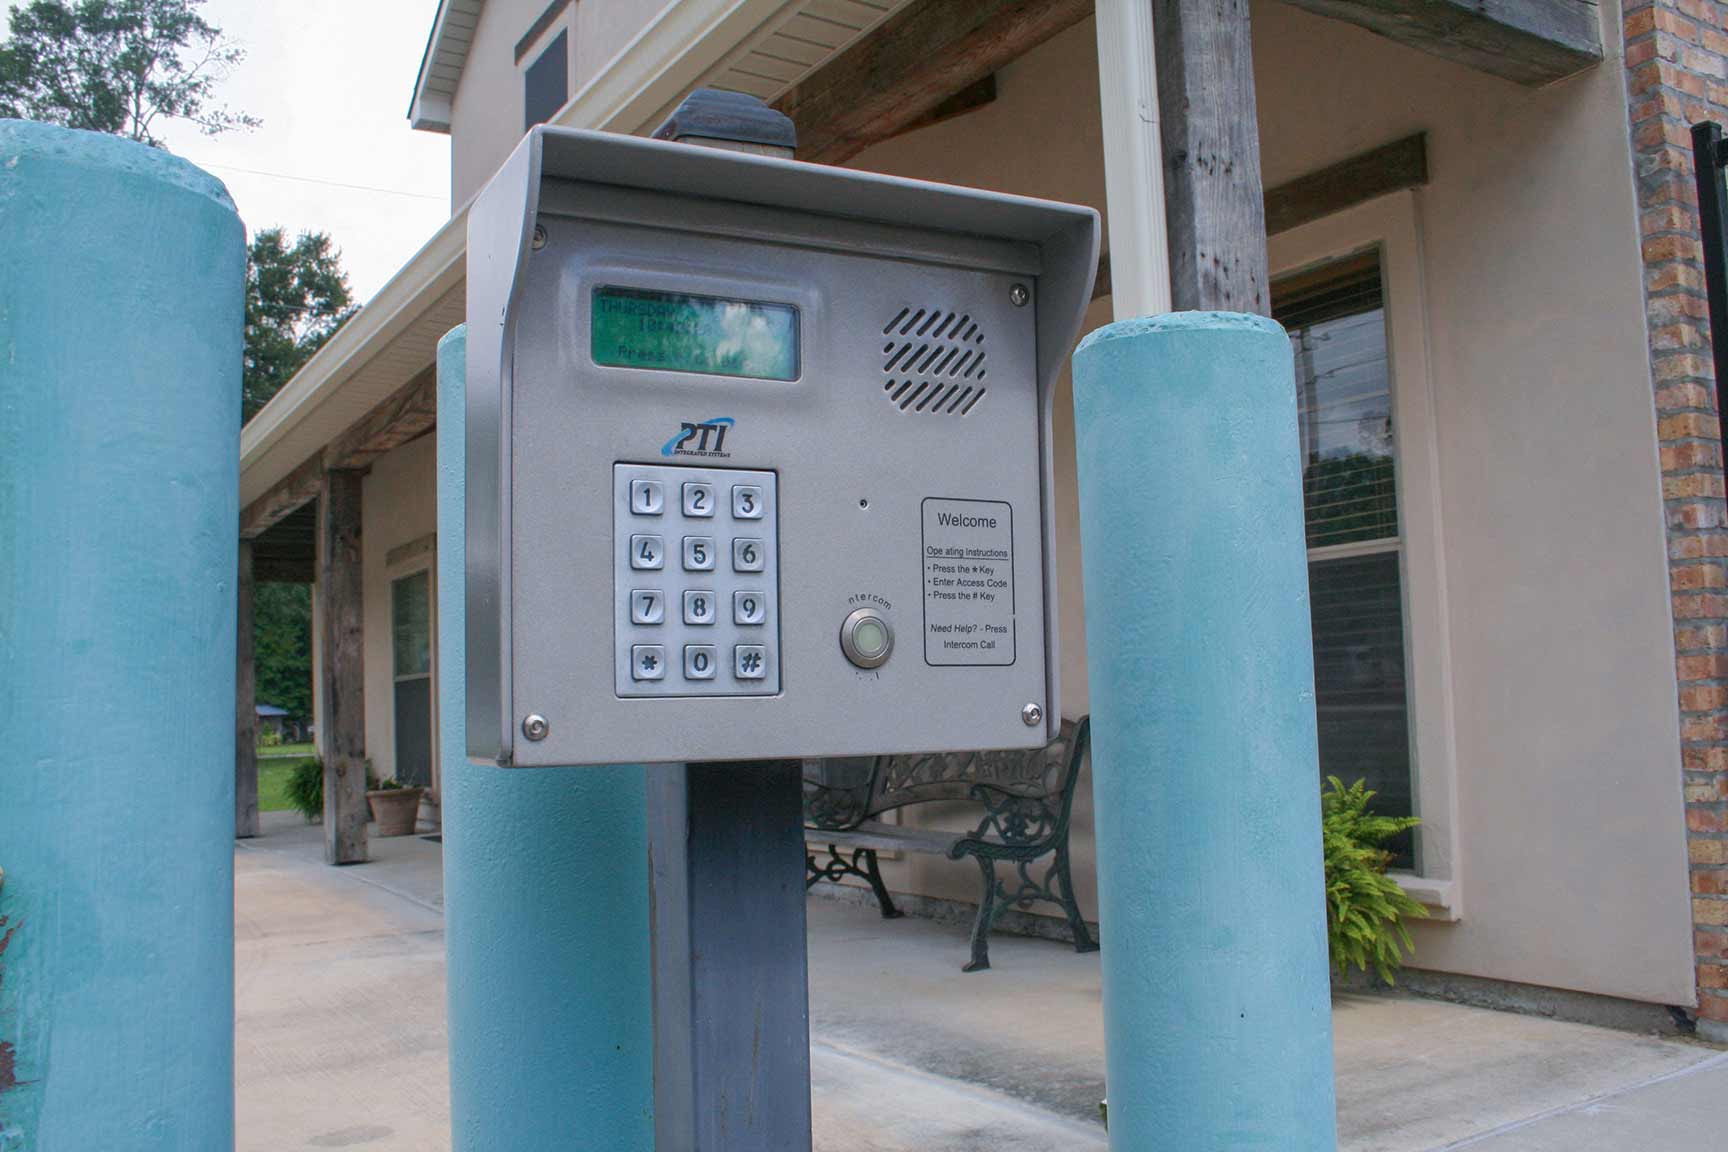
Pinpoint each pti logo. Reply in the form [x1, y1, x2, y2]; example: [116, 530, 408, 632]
[662, 417, 734, 458]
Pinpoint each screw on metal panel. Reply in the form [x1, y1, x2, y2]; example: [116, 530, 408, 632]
[531, 224, 548, 250]
[1022, 702, 1043, 727]
[1009, 284, 1030, 307]
[522, 714, 550, 741]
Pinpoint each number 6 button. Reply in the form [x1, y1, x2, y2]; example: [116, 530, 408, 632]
[732, 538, 764, 572]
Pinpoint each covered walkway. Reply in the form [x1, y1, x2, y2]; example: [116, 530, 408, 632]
[236, 813, 1728, 1150]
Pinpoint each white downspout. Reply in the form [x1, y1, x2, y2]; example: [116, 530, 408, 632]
[1095, 0, 1173, 318]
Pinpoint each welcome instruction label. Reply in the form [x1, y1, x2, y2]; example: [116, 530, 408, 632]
[921, 498, 1015, 666]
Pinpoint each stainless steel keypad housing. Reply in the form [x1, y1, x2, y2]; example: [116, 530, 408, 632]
[466, 127, 1098, 767]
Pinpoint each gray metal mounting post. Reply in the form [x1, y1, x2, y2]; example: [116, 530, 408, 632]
[647, 761, 812, 1151]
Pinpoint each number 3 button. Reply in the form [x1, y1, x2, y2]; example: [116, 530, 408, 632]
[732, 538, 764, 572]
[732, 485, 763, 519]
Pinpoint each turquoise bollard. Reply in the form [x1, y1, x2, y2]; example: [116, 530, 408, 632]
[1071, 312, 1338, 1150]
[0, 121, 244, 1150]
[436, 326, 655, 1150]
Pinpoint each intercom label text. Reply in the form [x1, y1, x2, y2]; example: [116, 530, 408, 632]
[921, 498, 1015, 666]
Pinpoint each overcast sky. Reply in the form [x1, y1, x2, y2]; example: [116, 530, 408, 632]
[158, 0, 452, 304]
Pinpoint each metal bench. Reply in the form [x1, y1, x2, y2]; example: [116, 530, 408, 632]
[803, 716, 1098, 972]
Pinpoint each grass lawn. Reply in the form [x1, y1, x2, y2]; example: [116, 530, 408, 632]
[258, 758, 308, 813]
[258, 741, 315, 759]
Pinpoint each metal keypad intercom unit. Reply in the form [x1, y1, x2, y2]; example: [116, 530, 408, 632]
[466, 126, 1098, 767]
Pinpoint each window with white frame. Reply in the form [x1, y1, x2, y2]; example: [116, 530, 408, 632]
[522, 25, 570, 131]
[1273, 250, 1415, 866]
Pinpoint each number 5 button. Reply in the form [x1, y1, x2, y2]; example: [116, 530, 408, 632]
[732, 485, 764, 519]
[734, 591, 766, 625]
[732, 538, 764, 572]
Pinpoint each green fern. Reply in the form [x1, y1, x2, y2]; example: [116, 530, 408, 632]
[285, 757, 324, 823]
[1322, 776, 1426, 984]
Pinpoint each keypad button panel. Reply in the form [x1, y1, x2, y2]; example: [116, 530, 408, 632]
[615, 463, 780, 697]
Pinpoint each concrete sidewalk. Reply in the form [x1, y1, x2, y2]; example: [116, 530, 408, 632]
[236, 812, 1727, 1150]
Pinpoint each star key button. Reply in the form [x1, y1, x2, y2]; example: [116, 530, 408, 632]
[631, 644, 666, 681]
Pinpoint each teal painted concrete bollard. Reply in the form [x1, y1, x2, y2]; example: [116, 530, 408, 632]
[1071, 313, 1339, 1150]
[436, 327, 655, 1150]
[0, 121, 245, 1150]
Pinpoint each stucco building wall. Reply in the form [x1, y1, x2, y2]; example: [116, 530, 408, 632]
[447, 0, 664, 207]
[361, 433, 440, 794]
[848, 7, 1697, 1007]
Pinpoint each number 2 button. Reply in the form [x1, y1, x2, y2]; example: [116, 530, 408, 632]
[682, 482, 714, 517]
[732, 538, 764, 572]
[630, 534, 664, 570]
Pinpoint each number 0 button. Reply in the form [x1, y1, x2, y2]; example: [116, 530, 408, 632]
[684, 645, 717, 680]
[732, 538, 764, 572]
[732, 485, 764, 519]
[682, 482, 715, 517]
[630, 534, 664, 570]
[734, 591, 766, 625]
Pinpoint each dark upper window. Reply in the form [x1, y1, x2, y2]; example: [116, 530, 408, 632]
[523, 29, 569, 131]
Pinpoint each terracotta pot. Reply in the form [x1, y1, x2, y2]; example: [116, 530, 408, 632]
[367, 787, 424, 837]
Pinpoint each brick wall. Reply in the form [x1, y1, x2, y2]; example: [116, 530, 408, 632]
[1624, 0, 1728, 1036]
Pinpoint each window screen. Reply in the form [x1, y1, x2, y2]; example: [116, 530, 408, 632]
[523, 29, 569, 131]
[1273, 251, 1415, 864]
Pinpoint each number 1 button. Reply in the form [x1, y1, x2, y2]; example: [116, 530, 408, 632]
[630, 480, 663, 515]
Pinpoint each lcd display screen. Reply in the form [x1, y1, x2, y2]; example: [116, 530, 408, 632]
[591, 286, 799, 381]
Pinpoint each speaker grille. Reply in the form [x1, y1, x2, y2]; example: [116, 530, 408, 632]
[880, 307, 987, 415]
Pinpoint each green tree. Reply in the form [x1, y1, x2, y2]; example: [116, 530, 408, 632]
[254, 581, 311, 723]
[244, 228, 355, 420]
[0, 0, 257, 146]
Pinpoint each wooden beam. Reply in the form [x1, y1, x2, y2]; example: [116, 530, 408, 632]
[1156, 0, 1270, 313]
[327, 362, 438, 471]
[774, 0, 1091, 167]
[1264, 133, 1428, 235]
[236, 539, 259, 840]
[239, 450, 324, 540]
[1090, 133, 1431, 301]
[890, 74, 998, 139]
[1278, 0, 1601, 87]
[320, 469, 368, 865]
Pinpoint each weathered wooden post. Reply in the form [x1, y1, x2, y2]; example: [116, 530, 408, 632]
[0, 120, 245, 1150]
[1078, 1, 1337, 1147]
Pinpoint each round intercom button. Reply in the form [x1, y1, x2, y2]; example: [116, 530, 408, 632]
[841, 608, 893, 669]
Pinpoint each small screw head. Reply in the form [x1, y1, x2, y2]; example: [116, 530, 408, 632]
[531, 224, 548, 251]
[1022, 702, 1043, 727]
[1009, 283, 1030, 307]
[522, 714, 550, 741]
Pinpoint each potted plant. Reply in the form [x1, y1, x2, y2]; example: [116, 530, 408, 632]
[1322, 776, 1427, 983]
[367, 777, 424, 837]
